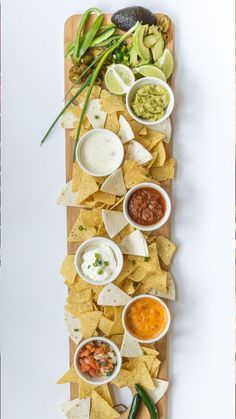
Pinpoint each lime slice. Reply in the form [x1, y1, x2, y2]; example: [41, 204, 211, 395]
[105, 64, 135, 95]
[134, 65, 166, 81]
[156, 49, 174, 80]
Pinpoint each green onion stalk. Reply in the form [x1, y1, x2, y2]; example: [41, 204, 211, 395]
[72, 22, 139, 161]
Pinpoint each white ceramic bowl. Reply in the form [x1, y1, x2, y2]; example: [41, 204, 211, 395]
[126, 77, 174, 125]
[123, 182, 171, 232]
[74, 237, 123, 286]
[76, 128, 124, 177]
[74, 337, 122, 385]
[122, 294, 171, 344]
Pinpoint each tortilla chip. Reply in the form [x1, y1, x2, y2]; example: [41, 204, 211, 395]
[129, 119, 144, 134]
[141, 346, 159, 356]
[122, 160, 150, 188]
[136, 270, 168, 294]
[102, 210, 128, 238]
[65, 301, 94, 317]
[126, 355, 157, 373]
[151, 141, 166, 167]
[128, 266, 147, 282]
[95, 384, 113, 407]
[80, 208, 102, 228]
[72, 84, 101, 104]
[81, 98, 107, 129]
[125, 140, 153, 165]
[118, 115, 134, 144]
[104, 112, 120, 133]
[121, 332, 143, 357]
[149, 358, 161, 377]
[72, 162, 98, 201]
[57, 366, 80, 384]
[113, 257, 138, 287]
[64, 311, 83, 345]
[97, 283, 131, 306]
[151, 117, 171, 143]
[118, 230, 149, 257]
[90, 391, 119, 419]
[109, 306, 123, 335]
[145, 378, 169, 404]
[139, 126, 147, 135]
[113, 362, 155, 390]
[93, 191, 116, 205]
[98, 315, 113, 336]
[61, 398, 90, 419]
[151, 159, 176, 181]
[110, 334, 124, 348]
[121, 278, 135, 295]
[100, 168, 126, 196]
[61, 108, 78, 129]
[79, 380, 98, 399]
[60, 255, 77, 285]
[100, 90, 125, 113]
[68, 215, 96, 242]
[145, 128, 165, 147]
[149, 272, 176, 301]
[57, 180, 80, 207]
[67, 288, 92, 304]
[155, 235, 177, 265]
[78, 311, 102, 338]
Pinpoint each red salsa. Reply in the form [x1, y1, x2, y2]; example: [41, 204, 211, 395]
[128, 187, 166, 226]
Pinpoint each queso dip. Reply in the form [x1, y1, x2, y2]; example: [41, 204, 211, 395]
[78, 129, 124, 176]
[125, 297, 168, 340]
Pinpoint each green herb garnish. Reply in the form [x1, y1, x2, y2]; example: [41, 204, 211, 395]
[97, 269, 104, 275]
[74, 328, 79, 332]
[78, 225, 85, 231]
[144, 257, 150, 262]
[104, 261, 109, 266]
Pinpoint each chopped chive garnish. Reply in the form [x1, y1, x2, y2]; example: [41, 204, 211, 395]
[74, 328, 79, 332]
[104, 261, 109, 266]
[144, 257, 150, 262]
[78, 225, 85, 231]
[97, 269, 104, 275]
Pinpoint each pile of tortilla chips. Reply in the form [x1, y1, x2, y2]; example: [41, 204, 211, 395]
[58, 86, 177, 417]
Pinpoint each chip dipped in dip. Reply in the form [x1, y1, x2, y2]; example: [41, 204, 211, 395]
[123, 295, 170, 342]
[81, 243, 117, 283]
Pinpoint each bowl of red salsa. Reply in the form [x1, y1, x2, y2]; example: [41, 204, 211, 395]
[123, 182, 171, 231]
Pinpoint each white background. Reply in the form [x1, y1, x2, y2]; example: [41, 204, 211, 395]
[1, 0, 235, 418]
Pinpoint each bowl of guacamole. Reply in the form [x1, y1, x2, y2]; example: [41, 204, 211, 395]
[126, 77, 174, 125]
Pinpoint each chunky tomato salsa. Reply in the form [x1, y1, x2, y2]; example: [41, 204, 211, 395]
[128, 187, 166, 226]
[125, 297, 168, 340]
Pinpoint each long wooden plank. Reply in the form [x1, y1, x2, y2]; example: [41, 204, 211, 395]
[64, 13, 174, 419]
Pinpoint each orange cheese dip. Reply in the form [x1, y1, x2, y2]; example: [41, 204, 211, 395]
[125, 297, 168, 340]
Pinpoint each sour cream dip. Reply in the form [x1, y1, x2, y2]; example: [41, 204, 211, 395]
[81, 243, 117, 283]
[76, 128, 124, 177]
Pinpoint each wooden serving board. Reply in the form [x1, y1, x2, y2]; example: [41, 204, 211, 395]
[64, 13, 174, 419]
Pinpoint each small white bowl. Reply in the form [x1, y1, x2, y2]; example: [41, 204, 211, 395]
[126, 77, 174, 125]
[74, 337, 122, 385]
[123, 182, 171, 232]
[122, 294, 171, 344]
[76, 128, 124, 177]
[74, 237, 123, 286]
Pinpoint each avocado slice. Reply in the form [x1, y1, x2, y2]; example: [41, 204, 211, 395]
[129, 47, 139, 67]
[144, 35, 158, 48]
[151, 30, 164, 62]
[133, 23, 150, 63]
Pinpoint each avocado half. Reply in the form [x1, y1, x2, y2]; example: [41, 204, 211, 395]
[111, 6, 157, 31]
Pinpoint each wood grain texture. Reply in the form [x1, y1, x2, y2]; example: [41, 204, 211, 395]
[64, 13, 174, 419]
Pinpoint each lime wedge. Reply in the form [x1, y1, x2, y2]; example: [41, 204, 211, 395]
[134, 65, 166, 81]
[105, 64, 135, 95]
[156, 49, 174, 80]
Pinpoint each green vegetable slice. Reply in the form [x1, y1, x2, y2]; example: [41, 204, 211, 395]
[128, 394, 141, 419]
[135, 384, 159, 419]
[90, 27, 116, 47]
[78, 13, 104, 59]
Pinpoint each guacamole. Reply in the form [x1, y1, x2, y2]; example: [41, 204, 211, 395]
[131, 84, 170, 121]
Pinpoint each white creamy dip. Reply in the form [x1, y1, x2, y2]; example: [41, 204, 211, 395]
[81, 243, 117, 282]
[79, 130, 124, 176]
